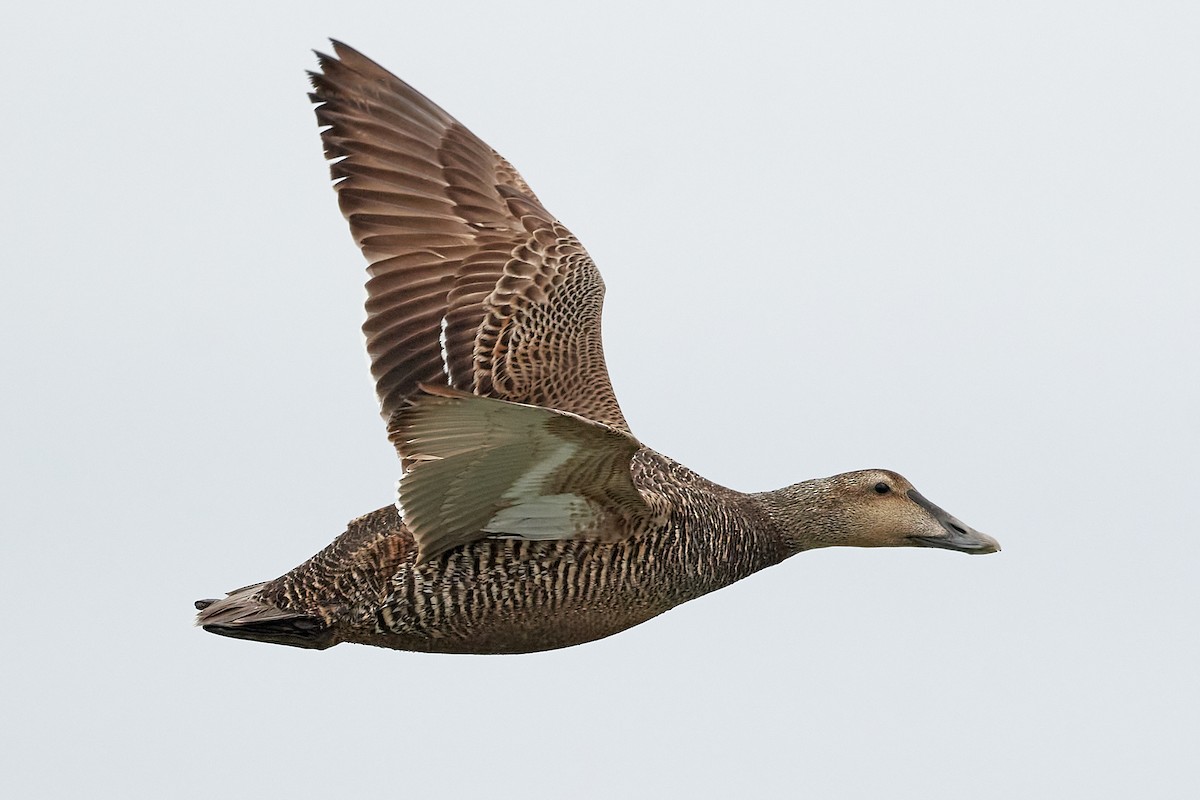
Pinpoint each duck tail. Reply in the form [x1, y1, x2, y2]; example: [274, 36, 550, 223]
[194, 583, 337, 650]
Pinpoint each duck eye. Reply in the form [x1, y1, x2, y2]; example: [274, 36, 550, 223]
[874, 482, 891, 495]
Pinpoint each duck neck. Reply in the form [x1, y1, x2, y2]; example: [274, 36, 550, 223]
[751, 477, 850, 558]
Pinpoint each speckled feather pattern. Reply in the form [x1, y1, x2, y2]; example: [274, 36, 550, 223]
[255, 450, 785, 654]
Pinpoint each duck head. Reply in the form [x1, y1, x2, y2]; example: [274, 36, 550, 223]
[758, 469, 1000, 556]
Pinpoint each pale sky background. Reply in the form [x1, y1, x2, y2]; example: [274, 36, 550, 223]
[4, 2, 1198, 798]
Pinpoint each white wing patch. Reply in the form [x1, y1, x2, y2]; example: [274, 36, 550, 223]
[438, 315, 451, 382]
[499, 440, 578, 500]
[484, 494, 592, 539]
[389, 386, 666, 562]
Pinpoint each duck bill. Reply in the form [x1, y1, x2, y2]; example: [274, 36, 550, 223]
[906, 489, 1001, 555]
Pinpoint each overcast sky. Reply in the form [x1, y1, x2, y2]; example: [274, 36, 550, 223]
[4, 2, 1198, 798]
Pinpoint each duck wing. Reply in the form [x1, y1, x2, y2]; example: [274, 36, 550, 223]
[310, 41, 628, 434]
[391, 386, 667, 562]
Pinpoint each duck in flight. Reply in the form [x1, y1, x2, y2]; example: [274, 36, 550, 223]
[196, 41, 999, 654]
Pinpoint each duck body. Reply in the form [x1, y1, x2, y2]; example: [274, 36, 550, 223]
[196, 42, 999, 655]
[203, 450, 785, 654]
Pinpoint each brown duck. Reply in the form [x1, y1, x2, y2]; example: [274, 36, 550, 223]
[196, 41, 1000, 654]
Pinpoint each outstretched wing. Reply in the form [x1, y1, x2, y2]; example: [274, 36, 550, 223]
[391, 387, 667, 563]
[309, 41, 628, 435]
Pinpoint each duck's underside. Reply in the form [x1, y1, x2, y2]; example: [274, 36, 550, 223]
[196, 510, 702, 655]
[197, 475, 777, 655]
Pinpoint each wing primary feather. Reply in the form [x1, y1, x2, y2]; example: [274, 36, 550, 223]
[310, 42, 631, 429]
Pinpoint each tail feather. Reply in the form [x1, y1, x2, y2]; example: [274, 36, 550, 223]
[195, 583, 337, 650]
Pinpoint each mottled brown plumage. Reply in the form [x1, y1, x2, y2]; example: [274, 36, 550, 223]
[309, 42, 625, 432]
[196, 41, 999, 654]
